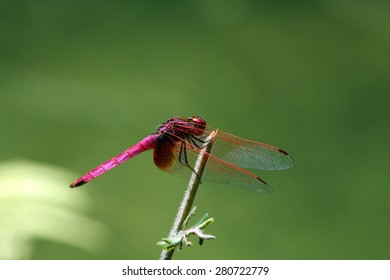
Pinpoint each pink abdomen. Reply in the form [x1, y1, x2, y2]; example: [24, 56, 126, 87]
[70, 134, 159, 188]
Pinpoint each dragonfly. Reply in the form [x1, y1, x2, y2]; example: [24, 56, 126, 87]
[69, 116, 293, 193]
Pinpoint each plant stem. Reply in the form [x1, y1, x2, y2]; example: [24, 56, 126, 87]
[159, 130, 217, 260]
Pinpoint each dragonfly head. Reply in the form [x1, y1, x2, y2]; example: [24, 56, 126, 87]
[187, 116, 206, 136]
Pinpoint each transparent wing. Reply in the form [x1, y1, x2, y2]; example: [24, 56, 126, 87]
[153, 133, 272, 193]
[174, 122, 293, 170]
[211, 130, 293, 170]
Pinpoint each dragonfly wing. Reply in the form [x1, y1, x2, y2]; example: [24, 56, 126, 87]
[210, 130, 293, 170]
[202, 153, 273, 193]
[153, 138, 197, 179]
[153, 137, 272, 193]
[171, 121, 293, 170]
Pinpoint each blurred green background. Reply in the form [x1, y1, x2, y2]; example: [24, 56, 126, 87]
[1, 0, 389, 260]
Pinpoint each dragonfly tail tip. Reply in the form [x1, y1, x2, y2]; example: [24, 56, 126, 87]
[69, 179, 86, 188]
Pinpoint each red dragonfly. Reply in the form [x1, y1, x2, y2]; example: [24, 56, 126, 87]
[70, 116, 293, 193]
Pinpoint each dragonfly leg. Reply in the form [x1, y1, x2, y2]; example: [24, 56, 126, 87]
[179, 141, 203, 183]
[188, 135, 208, 149]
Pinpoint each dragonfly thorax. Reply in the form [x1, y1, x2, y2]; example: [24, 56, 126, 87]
[157, 116, 206, 140]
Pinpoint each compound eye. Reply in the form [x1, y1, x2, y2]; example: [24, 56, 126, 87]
[188, 116, 206, 127]
[187, 116, 206, 135]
